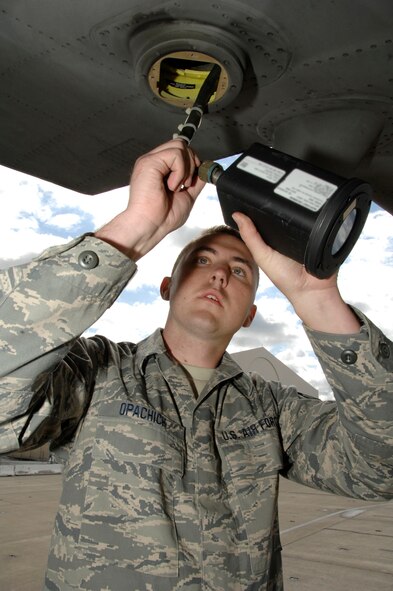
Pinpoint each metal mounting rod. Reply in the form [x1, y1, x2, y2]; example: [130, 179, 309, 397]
[173, 64, 221, 144]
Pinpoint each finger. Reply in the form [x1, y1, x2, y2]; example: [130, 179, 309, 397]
[134, 139, 200, 194]
[186, 175, 206, 201]
[133, 148, 187, 193]
[182, 146, 201, 187]
[232, 212, 268, 252]
[166, 146, 199, 191]
[146, 138, 189, 155]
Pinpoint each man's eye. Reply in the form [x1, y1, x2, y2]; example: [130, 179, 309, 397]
[197, 256, 209, 264]
[233, 266, 246, 277]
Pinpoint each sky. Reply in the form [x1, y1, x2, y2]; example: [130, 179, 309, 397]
[0, 161, 392, 400]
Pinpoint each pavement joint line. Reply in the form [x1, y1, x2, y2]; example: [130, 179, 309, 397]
[281, 503, 389, 534]
[328, 528, 393, 539]
[281, 551, 393, 574]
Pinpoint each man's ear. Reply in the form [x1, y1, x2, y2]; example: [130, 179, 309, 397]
[242, 304, 257, 328]
[160, 276, 171, 301]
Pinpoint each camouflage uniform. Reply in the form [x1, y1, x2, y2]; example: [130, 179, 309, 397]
[0, 235, 392, 591]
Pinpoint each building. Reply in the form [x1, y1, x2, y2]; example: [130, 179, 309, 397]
[232, 346, 318, 397]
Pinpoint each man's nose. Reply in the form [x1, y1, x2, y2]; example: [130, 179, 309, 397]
[210, 265, 229, 287]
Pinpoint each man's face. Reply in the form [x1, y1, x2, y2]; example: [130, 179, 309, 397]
[161, 233, 258, 344]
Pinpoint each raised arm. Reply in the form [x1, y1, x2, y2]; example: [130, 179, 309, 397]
[234, 212, 392, 500]
[233, 211, 361, 334]
[95, 139, 204, 260]
[0, 140, 205, 453]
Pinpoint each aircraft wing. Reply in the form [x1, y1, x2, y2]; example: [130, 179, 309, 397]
[0, 1, 393, 214]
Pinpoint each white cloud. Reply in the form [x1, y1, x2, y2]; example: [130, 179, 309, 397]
[0, 230, 69, 268]
[337, 209, 393, 338]
[86, 298, 170, 344]
[47, 213, 83, 230]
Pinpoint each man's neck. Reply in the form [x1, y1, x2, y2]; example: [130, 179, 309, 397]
[162, 326, 228, 368]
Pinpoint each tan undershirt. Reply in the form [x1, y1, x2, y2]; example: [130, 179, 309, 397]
[182, 364, 215, 398]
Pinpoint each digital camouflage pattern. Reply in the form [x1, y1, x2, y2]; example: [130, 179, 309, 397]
[0, 235, 392, 591]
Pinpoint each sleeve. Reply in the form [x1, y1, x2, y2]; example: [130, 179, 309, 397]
[0, 234, 137, 453]
[276, 309, 393, 501]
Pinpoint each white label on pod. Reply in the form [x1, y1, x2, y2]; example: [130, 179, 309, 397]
[274, 169, 338, 212]
[237, 156, 286, 184]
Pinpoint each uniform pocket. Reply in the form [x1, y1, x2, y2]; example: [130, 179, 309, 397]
[219, 430, 283, 576]
[80, 415, 185, 577]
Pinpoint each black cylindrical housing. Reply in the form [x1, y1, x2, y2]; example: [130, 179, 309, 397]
[216, 143, 372, 278]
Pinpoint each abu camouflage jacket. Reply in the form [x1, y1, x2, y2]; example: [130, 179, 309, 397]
[0, 234, 392, 591]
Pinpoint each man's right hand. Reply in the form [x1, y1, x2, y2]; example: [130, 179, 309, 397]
[95, 139, 205, 260]
[233, 211, 361, 334]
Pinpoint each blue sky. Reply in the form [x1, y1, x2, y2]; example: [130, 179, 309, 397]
[0, 162, 392, 399]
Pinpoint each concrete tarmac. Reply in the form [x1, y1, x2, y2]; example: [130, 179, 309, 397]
[0, 473, 392, 591]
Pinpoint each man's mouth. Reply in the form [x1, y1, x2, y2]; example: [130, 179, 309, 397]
[203, 292, 222, 306]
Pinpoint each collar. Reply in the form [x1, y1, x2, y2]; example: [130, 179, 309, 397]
[135, 329, 254, 397]
[135, 328, 168, 374]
